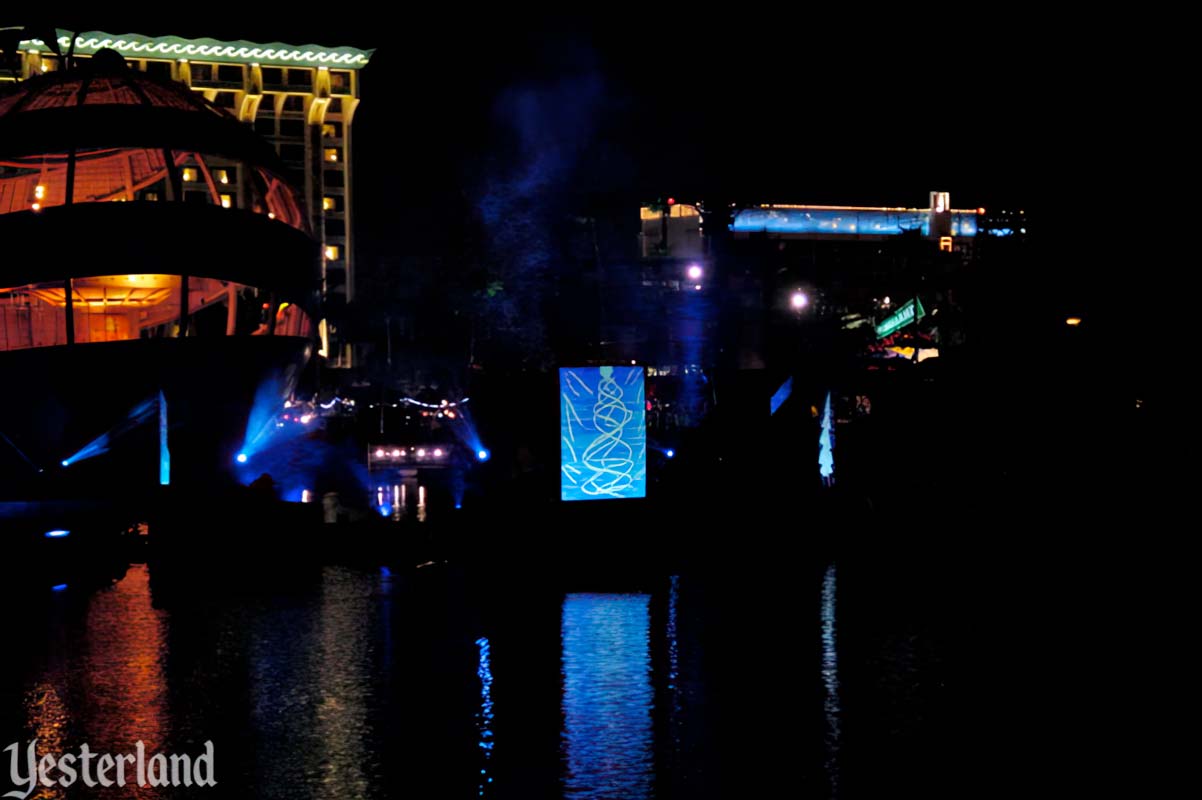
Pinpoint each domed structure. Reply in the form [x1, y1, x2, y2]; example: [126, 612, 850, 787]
[0, 50, 319, 497]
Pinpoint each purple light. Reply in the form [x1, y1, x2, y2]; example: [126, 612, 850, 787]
[686, 264, 703, 281]
[791, 290, 809, 309]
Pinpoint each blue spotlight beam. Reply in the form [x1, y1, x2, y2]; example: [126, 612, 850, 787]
[61, 396, 158, 466]
[770, 376, 794, 416]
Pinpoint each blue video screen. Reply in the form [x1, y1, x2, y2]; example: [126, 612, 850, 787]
[560, 366, 647, 501]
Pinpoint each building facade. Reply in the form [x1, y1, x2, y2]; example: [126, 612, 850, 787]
[4, 30, 373, 366]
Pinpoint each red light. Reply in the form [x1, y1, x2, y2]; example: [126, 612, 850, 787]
[666, 197, 675, 206]
[262, 303, 270, 309]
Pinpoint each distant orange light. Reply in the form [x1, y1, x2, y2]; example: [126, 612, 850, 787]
[977, 207, 985, 214]
[31, 202, 41, 212]
[1065, 317, 1082, 327]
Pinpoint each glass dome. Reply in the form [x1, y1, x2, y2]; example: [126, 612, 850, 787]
[0, 50, 316, 354]
[0, 49, 307, 229]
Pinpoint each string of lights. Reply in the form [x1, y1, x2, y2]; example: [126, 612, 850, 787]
[367, 397, 471, 410]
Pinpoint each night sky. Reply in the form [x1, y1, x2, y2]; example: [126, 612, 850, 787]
[35, 13, 1153, 345]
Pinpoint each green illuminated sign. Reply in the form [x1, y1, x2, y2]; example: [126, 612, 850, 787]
[875, 298, 925, 338]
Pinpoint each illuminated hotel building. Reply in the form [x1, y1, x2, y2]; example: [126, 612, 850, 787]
[627, 194, 986, 371]
[3, 30, 373, 366]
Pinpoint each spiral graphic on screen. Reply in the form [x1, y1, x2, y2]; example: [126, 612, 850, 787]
[561, 366, 646, 500]
[578, 366, 635, 497]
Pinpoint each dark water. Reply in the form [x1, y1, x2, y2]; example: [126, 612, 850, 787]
[1, 545, 1146, 799]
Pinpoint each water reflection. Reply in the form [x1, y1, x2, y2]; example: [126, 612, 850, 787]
[19, 564, 169, 799]
[822, 563, 841, 797]
[666, 575, 682, 750]
[475, 637, 495, 797]
[1, 553, 945, 798]
[23, 683, 67, 800]
[561, 593, 654, 800]
[312, 567, 378, 799]
[241, 566, 386, 798]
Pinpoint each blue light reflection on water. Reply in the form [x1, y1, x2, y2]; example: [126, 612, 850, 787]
[822, 563, 842, 797]
[561, 593, 654, 799]
[476, 637, 495, 796]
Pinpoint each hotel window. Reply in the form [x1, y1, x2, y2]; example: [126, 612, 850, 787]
[145, 61, 171, 80]
[324, 170, 344, 188]
[322, 122, 342, 138]
[330, 70, 351, 92]
[214, 168, 235, 185]
[324, 245, 340, 261]
[217, 64, 243, 83]
[322, 196, 340, 212]
[326, 219, 345, 237]
[181, 168, 198, 183]
[220, 194, 232, 209]
[279, 118, 305, 138]
[191, 63, 213, 82]
[279, 144, 305, 163]
[286, 68, 313, 89]
[261, 67, 284, 86]
[254, 113, 275, 136]
[212, 92, 236, 109]
[323, 148, 339, 163]
[281, 95, 304, 113]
